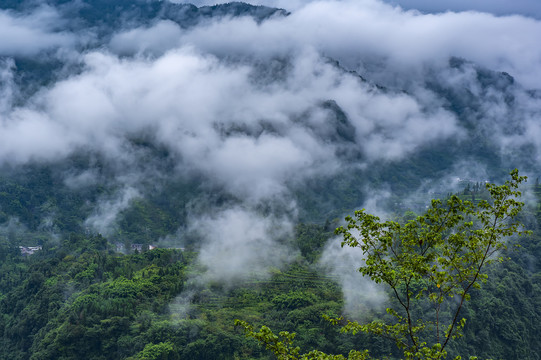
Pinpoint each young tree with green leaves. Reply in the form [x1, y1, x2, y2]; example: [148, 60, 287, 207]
[237, 170, 529, 360]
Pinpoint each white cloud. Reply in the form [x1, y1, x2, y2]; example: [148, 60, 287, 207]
[3, 0, 541, 288]
[177, 0, 541, 88]
[84, 187, 140, 236]
[190, 207, 294, 283]
[169, 0, 541, 19]
[0, 108, 74, 163]
[0, 6, 75, 56]
[320, 237, 388, 317]
[0, 44, 460, 197]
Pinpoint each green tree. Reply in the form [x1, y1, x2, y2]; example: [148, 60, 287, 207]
[237, 170, 529, 360]
[133, 342, 178, 360]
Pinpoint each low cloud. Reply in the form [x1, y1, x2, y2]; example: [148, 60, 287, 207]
[171, 0, 541, 19]
[2, 0, 541, 303]
[178, 0, 541, 88]
[0, 5, 75, 56]
[320, 237, 388, 317]
[1, 46, 460, 199]
[188, 206, 295, 283]
[84, 187, 140, 236]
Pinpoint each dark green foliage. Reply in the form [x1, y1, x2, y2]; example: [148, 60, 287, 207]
[0, 159, 201, 243]
[1, 212, 541, 359]
[0, 162, 540, 359]
[0, 227, 389, 360]
[0, 234, 185, 360]
[0, 164, 541, 360]
[238, 173, 541, 359]
[450, 231, 541, 360]
[294, 223, 334, 262]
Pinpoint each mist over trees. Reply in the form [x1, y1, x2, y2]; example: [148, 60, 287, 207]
[1, 0, 541, 359]
[239, 171, 532, 359]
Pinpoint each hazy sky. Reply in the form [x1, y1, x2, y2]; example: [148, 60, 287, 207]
[385, 0, 541, 19]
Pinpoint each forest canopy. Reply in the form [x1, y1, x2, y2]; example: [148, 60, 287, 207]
[237, 170, 532, 360]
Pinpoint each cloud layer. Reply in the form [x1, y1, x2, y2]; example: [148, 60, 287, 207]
[0, 5, 75, 56]
[2, 0, 541, 303]
[173, 0, 541, 19]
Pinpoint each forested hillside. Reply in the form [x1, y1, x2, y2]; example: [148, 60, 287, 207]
[1, 0, 541, 358]
[1, 181, 541, 359]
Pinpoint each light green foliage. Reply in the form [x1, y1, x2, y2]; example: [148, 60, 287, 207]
[134, 342, 178, 360]
[235, 320, 370, 360]
[272, 290, 318, 310]
[333, 169, 529, 359]
[238, 170, 529, 360]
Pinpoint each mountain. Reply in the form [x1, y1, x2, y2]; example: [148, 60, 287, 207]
[1, 1, 541, 359]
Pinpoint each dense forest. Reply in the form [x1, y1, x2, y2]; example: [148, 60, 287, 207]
[0, 175, 540, 359]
